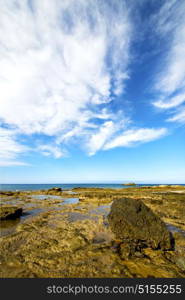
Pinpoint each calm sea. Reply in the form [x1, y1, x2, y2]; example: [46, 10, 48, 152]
[0, 183, 185, 191]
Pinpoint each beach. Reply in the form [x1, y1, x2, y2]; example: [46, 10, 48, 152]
[0, 185, 185, 278]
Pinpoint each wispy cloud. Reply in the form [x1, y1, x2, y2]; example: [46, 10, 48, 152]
[167, 107, 185, 123]
[153, 92, 185, 109]
[87, 120, 120, 156]
[0, 0, 171, 164]
[152, 0, 185, 123]
[38, 144, 65, 159]
[0, 127, 29, 166]
[103, 128, 167, 150]
[0, 0, 133, 160]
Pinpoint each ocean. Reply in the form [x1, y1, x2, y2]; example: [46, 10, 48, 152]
[0, 183, 185, 191]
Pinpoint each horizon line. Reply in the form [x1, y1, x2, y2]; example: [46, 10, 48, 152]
[1, 182, 185, 185]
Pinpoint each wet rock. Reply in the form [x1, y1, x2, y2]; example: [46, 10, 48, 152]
[175, 257, 185, 271]
[108, 198, 173, 250]
[46, 187, 63, 195]
[165, 232, 185, 271]
[0, 191, 14, 196]
[119, 243, 135, 259]
[92, 231, 113, 244]
[48, 187, 62, 193]
[1, 186, 185, 278]
[119, 240, 147, 259]
[0, 206, 23, 220]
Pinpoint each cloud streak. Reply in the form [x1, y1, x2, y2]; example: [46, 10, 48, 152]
[0, 8, 129, 118]
[103, 128, 167, 150]
[0, 127, 29, 166]
[152, 0, 185, 123]
[0, 0, 138, 162]
[38, 144, 64, 159]
[0, 0, 171, 165]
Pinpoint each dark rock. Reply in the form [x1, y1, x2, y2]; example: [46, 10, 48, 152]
[0, 206, 23, 220]
[119, 242, 135, 259]
[48, 187, 62, 192]
[108, 198, 173, 250]
[0, 191, 14, 196]
[47, 187, 63, 195]
[118, 239, 147, 259]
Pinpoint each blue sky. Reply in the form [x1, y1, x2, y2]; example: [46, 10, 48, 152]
[0, 0, 185, 184]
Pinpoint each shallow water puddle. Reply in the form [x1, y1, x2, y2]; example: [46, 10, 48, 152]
[65, 190, 77, 195]
[62, 198, 79, 205]
[67, 212, 97, 222]
[31, 195, 79, 204]
[21, 208, 45, 220]
[65, 204, 111, 222]
[0, 208, 46, 237]
[0, 197, 23, 205]
[31, 194, 63, 200]
[0, 198, 82, 237]
[89, 204, 111, 216]
[0, 219, 20, 237]
[166, 224, 185, 237]
[24, 202, 40, 208]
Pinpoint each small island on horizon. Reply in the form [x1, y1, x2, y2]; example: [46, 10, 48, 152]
[122, 182, 137, 186]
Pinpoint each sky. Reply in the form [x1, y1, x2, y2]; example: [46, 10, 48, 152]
[0, 0, 185, 184]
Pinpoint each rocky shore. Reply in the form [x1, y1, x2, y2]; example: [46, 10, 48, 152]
[0, 185, 185, 278]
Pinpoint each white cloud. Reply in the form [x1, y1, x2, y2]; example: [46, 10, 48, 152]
[38, 144, 64, 159]
[152, 0, 185, 123]
[0, 161, 28, 167]
[167, 108, 185, 123]
[103, 128, 167, 150]
[87, 121, 118, 156]
[153, 92, 185, 109]
[0, 1, 171, 164]
[0, 0, 132, 157]
[0, 127, 29, 166]
[87, 113, 131, 155]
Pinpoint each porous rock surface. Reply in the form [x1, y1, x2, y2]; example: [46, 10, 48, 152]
[108, 198, 173, 250]
[0, 206, 23, 220]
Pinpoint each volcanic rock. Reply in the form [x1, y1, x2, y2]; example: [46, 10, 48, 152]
[108, 198, 173, 250]
[0, 206, 23, 220]
[48, 187, 62, 192]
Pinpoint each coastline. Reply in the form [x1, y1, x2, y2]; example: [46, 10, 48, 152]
[1, 183, 185, 191]
[0, 185, 185, 278]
